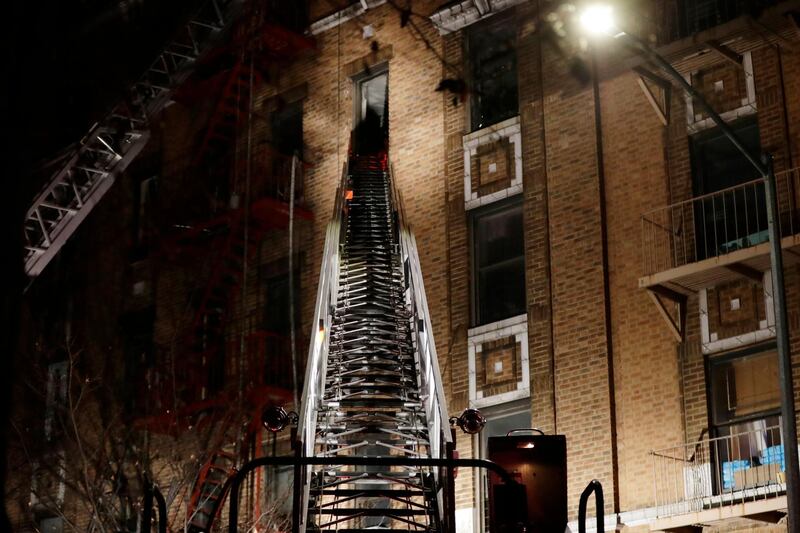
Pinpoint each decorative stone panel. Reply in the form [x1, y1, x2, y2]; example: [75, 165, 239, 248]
[468, 313, 529, 407]
[699, 271, 775, 354]
[463, 116, 522, 210]
[686, 51, 756, 133]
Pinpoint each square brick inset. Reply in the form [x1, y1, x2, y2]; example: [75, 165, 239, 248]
[482, 337, 518, 387]
[473, 139, 513, 194]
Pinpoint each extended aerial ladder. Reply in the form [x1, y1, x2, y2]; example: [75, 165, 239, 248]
[296, 152, 453, 533]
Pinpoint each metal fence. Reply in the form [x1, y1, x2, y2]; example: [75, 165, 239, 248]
[651, 425, 785, 518]
[641, 168, 800, 277]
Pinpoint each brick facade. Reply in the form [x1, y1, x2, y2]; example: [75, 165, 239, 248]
[8, 1, 800, 532]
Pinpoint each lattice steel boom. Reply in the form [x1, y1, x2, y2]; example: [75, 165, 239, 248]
[23, 0, 242, 277]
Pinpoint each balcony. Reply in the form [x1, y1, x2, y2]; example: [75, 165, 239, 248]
[658, 0, 782, 43]
[651, 425, 787, 529]
[640, 168, 800, 291]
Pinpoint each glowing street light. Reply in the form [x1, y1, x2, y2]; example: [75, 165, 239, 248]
[578, 4, 615, 36]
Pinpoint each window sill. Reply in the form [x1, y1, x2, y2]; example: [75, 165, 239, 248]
[468, 313, 527, 339]
[463, 115, 519, 145]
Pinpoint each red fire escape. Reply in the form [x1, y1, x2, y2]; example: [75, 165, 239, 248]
[134, 2, 315, 530]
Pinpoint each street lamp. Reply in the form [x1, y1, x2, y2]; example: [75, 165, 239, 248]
[578, 4, 616, 36]
[577, 4, 800, 529]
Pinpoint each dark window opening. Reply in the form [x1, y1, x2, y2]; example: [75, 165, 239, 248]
[264, 272, 300, 336]
[131, 174, 158, 261]
[353, 69, 389, 154]
[121, 308, 155, 413]
[263, 271, 300, 388]
[271, 100, 304, 157]
[708, 347, 782, 492]
[472, 198, 526, 326]
[264, 0, 309, 34]
[690, 118, 763, 260]
[468, 16, 518, 131]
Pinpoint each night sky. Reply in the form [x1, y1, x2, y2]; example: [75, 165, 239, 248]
[13, 0, 195, 184]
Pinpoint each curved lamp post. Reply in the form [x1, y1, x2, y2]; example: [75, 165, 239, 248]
[578, 5, 800, 529]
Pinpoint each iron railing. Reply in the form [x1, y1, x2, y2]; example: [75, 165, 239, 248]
[641, 168, 800, 277]
[651, 425, 786, 518]
[657, 0, 780, 43]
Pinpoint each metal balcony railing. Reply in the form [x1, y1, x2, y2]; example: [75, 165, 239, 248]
[641, 167, 800, 277]
[657, 0, 780, 43]
[651, 425, 786, 518]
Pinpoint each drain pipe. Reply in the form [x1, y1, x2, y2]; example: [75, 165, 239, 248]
[591, 48, 620, 517]
[289, 153, 299, 410]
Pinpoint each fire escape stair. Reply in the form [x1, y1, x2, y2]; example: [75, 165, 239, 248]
[184, 208, 270, 398]
[193, 59, 261, 168]
[188, 449, 238, 533]
[23, 0, 318, 278]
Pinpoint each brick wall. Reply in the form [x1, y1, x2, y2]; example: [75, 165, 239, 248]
[9, 1, 800, 532]
[540, 43, 617, 516]
[598, 70, 684, 511]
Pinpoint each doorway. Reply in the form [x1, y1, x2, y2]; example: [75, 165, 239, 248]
[352, 68, 388, 154]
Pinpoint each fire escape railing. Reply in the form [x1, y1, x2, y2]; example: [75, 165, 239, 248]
[641, 167, 800, 277]
[23, 0, 244, 277]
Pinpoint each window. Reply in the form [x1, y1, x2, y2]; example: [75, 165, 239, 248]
[353, 69, 389, 154]
[121, 308, 155, 413]
[708, 347, 782, 490]
[264, 272, 299, 336]
[265, 0, 309, 33]
[132, 175, 158, 260]
[467, 16, 518, 131]
[38, 517, 64, 533]
[271, 100, 304, 157]
[709, 348, 780, 428]
[472, 198, 525, 326]
[690, 118, 763, 260]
